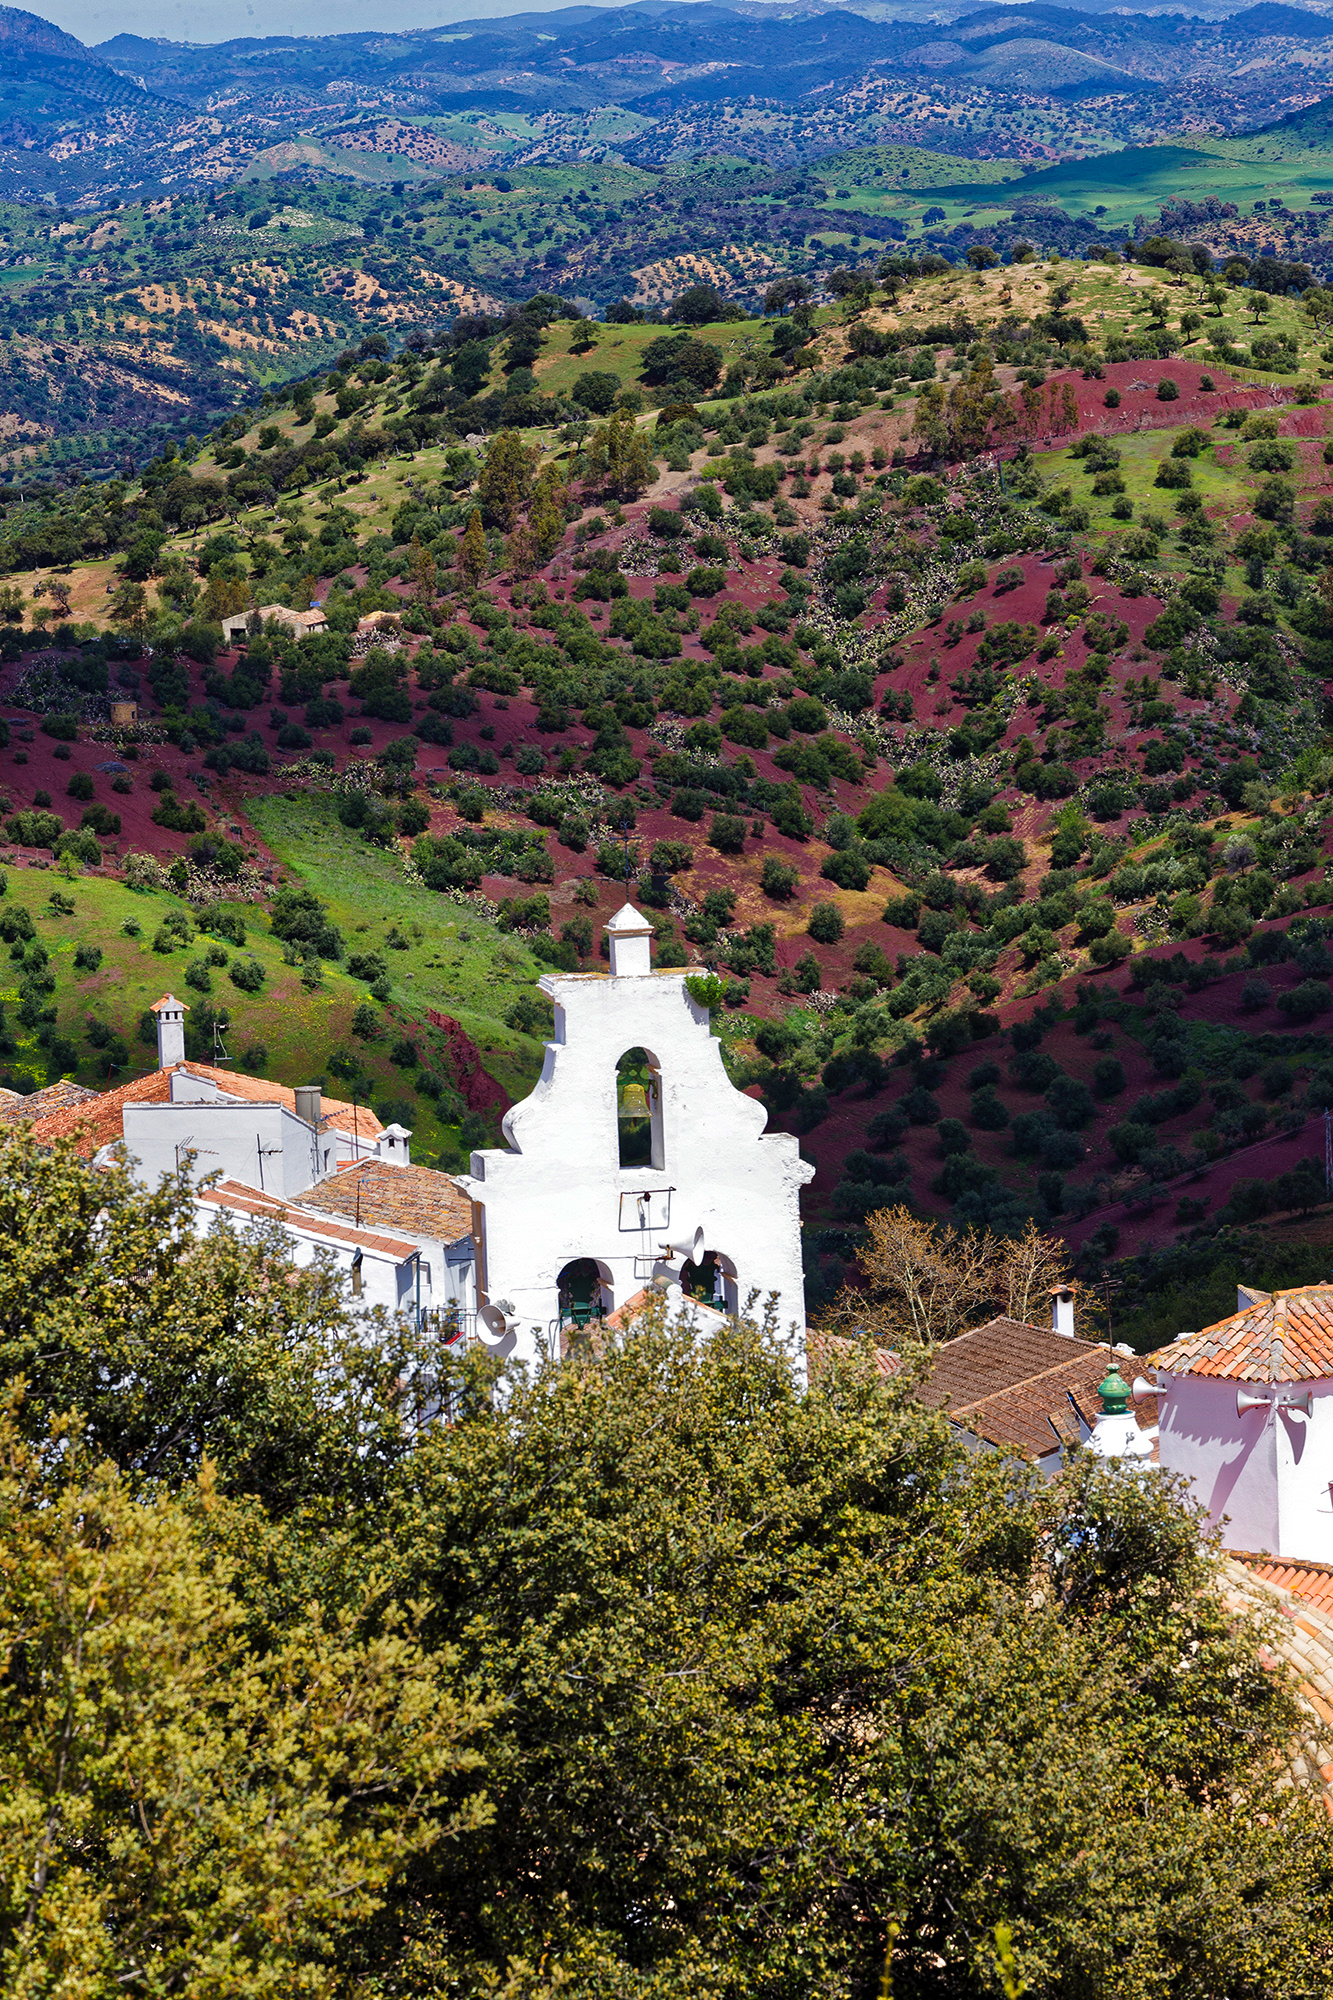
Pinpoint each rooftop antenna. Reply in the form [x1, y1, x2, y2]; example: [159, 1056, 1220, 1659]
[1100, 1274, 1123, 1366]
[212, 1013, 232, 1065]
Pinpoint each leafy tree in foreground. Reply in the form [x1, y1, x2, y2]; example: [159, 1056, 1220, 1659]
[0, 1397, 493, 1995]
[0, 1136, 1327, 1996]
[368, 1302, 1331, 1997]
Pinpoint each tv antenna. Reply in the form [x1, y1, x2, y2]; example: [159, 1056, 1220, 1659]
[212, 1014, 233, 1065]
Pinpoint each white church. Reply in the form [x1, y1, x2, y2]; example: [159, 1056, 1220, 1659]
[457, 900, 815, 1361]
[31, 901, 812, 1362]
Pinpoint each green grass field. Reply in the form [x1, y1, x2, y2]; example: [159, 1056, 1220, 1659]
[245, 790, 549, 1097]
[906, 138, 1333, 235]
[0, 804, 551, 1164]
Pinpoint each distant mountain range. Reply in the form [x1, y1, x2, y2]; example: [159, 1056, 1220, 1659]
[4, 0, 1333, 204]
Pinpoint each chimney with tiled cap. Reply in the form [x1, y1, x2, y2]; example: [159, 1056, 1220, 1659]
[605, 901, 654, 978]
[1087, 1365, 1154, 1462]
[151, 993, 187, 1068]
[1051, 1282, 1077, 1338]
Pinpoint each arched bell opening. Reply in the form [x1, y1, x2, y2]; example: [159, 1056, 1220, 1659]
[616, 1046, 663, 1171]
[558, 1256, 609, 1329]
[680, 1249, 737, 1316]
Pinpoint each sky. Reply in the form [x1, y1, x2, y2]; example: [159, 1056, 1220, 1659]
[34, 0, 633, 47]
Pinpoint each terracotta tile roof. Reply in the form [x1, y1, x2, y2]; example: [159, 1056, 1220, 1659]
[956, 1348, 1157, 1461]
[806, 1331, 902, 1379]
[1222, 1555, 1333, 1812]
[918, 1317, 1091, 1411]
[1235, 1554, 1333, 1618]
[0, 1079, 101, 1127]
[199, 1178, 418, 1259]
[30, 1067, 175, 1154]
[1152, 1285, 1333, 1384]
[288, 1160, 473, 1245]
[164, 1065, 384, 1143]
[27, 1063, 383, 1159]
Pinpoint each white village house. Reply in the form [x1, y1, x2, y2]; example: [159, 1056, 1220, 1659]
[220, 602, 329, 644]
[21, 902, 812, 1356]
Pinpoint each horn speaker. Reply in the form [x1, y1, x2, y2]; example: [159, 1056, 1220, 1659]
[662, 1227, 705, 1266]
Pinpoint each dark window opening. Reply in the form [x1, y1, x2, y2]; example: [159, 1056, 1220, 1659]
[558, 1257, 603, 1328]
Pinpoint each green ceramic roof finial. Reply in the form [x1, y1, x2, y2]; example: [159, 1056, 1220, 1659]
[1098, 1367, 1131, 1416]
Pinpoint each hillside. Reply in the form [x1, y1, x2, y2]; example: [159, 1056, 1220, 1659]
[4, 106, 1333, 480]
[5, 234, 1333, 1332]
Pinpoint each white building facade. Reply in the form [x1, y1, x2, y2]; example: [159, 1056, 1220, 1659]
[458, 902, 814, 1364]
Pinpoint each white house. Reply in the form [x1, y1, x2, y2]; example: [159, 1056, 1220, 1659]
[1151, 1285, 1333, 1563]
[456, 901, 814, 1364]
[220, 603, 328, 643]
[196, 1175, 424, 1320]
[285, 1157, 478, 1330]
[26, 996, 468, 1331]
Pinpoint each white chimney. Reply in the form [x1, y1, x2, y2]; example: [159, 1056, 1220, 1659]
[375, 1121, 412, 1165]
[1051, 1283, 1077, 1338]
[294, 1084, 322, 1127]
[605, 901, 654, 977]
[152, 993, 187, 1068]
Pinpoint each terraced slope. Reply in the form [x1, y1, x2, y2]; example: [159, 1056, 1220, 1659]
[4, 247, 1333, 1326]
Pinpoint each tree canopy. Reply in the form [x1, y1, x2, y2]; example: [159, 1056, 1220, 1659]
[0, 1133, 1327, 1995]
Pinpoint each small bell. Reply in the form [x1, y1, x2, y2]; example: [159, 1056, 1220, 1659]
[620, 1082, 650, 1119]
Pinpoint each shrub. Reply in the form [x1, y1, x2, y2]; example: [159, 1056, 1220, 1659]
[808, 902, 845, 944]
[151, 795, 208, 834]
[709, 814, 748, 854]
[821, 849, 871, 892]
[1092, 1055, 1126, 1097]
[73, 943, 102, 973]
[1277, 978, 1331, 1021]
[937, 1117, 970, 1157]
[969, 1088, 1009, 1130]
[761, 858, 799, 900]
[5, 811, 63, 851]
[229, 956, 265, 992]
[1156, 378, 1179, 401]
[352, 999, 380, 1039]
[902, 1086, 939, 1124]
[67, 772, 94, 801]
[1045, 1075, 1096, 1129]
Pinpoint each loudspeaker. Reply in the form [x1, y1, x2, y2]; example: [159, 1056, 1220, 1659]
[478, 1301, 516, 1340]
[1131, 1375, 1161, 1405]
[1237, 1387, 1272, 1417]
[1285, 1389, 1315, 1419]
[662, 1227, 705, 1266]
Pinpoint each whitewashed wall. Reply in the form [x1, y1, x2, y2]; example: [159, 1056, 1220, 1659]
[459, 966, 814, 1365]
[1158, 1369, 1333, 1561]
